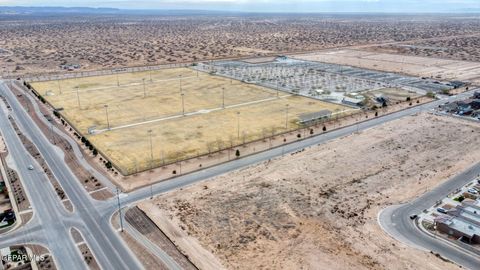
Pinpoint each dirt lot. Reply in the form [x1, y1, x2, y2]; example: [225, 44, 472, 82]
[294, 49, 480, 85]
[32, 68, 350, 174]
[140, 113, 480, 270]
[370, 34, 480, 63]
[3, 14, 480, 77]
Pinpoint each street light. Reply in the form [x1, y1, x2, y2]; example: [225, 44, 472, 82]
[75, 86, 81, 109]
[276, 82, 279, 98]
[237, 111, 241, 139]
[181, 93, 185, 116]
[285, 104, 289, 129]
[104, 104, 110, 130]
[222, 87, 225, 109]
[116, 187, 124, 232]
[148, 129, 153, 169]
[179, 75, 183, 93]
[57, 80, 62, 95]
[142, 78, 146, 98]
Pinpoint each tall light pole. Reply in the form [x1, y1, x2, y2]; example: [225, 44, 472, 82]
[75, 86, 81, 109]
[149, 70, 153, 82]
[237, 111, 241, 139]
[104, 104, 110, 130]
[142, 78, 146, 98]
[179, 75, 183, 93]
[181, 93, 185, 116]
[148, 129, 153, 169]
[57, 80, 62, 95]
[276, 82, 279, 98]
[50, 123, 56, 145]
[285, 104, 289, 129]
[116, 74, 120, 87]
[116, 187, 124, 232]
[222, 87, 225, 109]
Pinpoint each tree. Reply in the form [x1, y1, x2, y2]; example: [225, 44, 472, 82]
[105, 161, 112, 169]
[375, 111, 378, 117]
[93, 149, 98, 156]
[406, 96, 411, 102]
[235, 149, 240, 158]
[323, 126, 327, 132]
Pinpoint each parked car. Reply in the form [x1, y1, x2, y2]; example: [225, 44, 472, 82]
[437, 207, 448, 214]
[27, 165, 34, 170]
[467, 188, 478, 195]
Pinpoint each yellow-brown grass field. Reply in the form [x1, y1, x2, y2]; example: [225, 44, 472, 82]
[32, 67, 354, 174]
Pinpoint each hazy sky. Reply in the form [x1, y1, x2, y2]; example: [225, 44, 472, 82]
[0, 0, 479, 12]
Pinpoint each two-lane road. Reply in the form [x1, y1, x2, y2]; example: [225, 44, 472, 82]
[379, 162, 480, 269]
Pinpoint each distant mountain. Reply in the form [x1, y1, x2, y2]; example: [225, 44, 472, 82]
[0, 6, 121, 15]
[0, 6, 249, 16]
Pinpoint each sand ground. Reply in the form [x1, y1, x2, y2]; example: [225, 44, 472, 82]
[140, 113, 480, 270]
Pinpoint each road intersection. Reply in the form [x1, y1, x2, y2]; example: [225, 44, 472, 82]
[1, 79, 479, 269]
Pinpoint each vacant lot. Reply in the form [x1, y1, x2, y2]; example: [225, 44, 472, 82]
[141, 113, 480, 270]
[4, 14, 480, 76]
[294, 49, 480, 84]
[32, 68, 351, 174]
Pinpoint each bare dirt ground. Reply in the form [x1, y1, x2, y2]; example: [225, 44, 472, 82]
[370, 35, 480, 62]
[294, 49, 480, 84]
[125, 207, 197, 270]
[2, 14, 480, 77]
[140, 113, 480, 270]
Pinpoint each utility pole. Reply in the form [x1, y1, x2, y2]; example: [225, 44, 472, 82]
[237, 111, 241, 139]
[276, 82, 280, 98]
[75, 86, 81, 109]
[181, 93, 185, 116]
[179, 75, 183, 93]
[143, 78, 146, 98]
[148, 129, 153, 169]
[116, 74, 120, 87]
[50, 123, 56, 145]
[57, 80, 62, 95]
[116, 187, 124, 232]
[285, 104, 289, 129]
[222, 87, 225, 109]
[104, 104, 110, 130]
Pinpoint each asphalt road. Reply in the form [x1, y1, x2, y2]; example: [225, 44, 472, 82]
[0, 81, 142, 270]
[379, 162, 480, 269]
[1, 77, 479, 269]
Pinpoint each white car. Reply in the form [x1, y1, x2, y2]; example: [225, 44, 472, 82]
[27, 165, 34, 170]
[467, 188, 478, 195]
